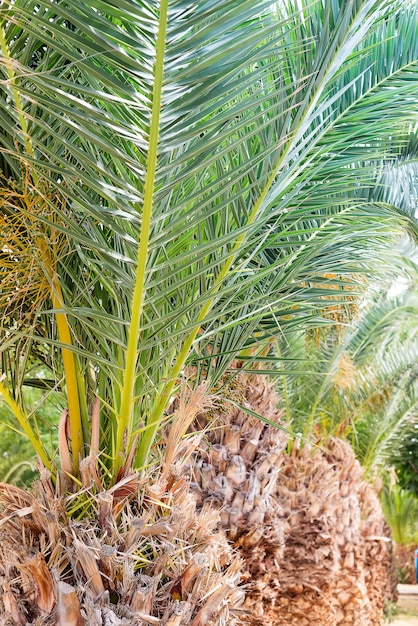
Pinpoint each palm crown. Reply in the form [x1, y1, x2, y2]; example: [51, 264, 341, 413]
[275, 245, 418, 470]
[0, 0, 417, 487]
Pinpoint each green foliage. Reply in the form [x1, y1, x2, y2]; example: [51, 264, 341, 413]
[0, 0, 417, 488]
[0, 381, 60, 485]
[272, 240, 418, 476]
[395, 560, 415, 585]
[0, 422, 37, 486]
[392, 424, 418, 495]
[383, 600, 399, 624]
[380, 484, 418, 546]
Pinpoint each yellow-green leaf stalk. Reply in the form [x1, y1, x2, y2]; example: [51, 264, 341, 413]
[38, 240, 84, 475]
[0, 379, 54, 474]
[113, 0, 169, 480]
[0, 27, 83, 472]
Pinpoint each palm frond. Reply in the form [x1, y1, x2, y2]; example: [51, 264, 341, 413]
[0, 0, 417, 481]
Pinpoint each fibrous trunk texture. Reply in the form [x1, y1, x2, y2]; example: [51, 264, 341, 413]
[360, 482, 398, 622]
[188, 373, 396, 626]
[0, 471, 244, 626]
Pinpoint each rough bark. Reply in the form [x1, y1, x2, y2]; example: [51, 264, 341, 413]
[189, 374, 396, 626]
[244, 440, 395, 626]
[188, 372, 288, 577]
[0, 373, 397, 626]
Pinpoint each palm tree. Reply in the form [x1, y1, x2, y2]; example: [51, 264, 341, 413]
[381, 484, 418, 546]
[0, 0, 418, 623]
[381, 483, 418, 585]
[274, 245, 418, 472]
[190, 273, 418, 625]
[217, 253, 417, 624]
[281, 244, 418, 475]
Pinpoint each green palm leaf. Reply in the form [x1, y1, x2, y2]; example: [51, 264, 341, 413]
[0, 0, 417, 484]
[275, 248, 418, 475]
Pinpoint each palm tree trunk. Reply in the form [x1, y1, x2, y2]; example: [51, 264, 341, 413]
[188, 371, 288, 553]
[189, 376, 395, 626]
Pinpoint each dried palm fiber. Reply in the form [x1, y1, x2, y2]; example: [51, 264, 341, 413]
[246, 439, 394, 626]
[231, 438, 358, 626]
[0, 466, 244, 626]
[187, 372, 288, 549]
[387, 538, 399, 604]
[325, 441, 393, 626]
[359, 483, 398, 622]
[187, 375, 394, 626]
[185, 373, 289, 619]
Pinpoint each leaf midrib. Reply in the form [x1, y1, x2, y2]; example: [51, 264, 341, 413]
[114, 1, 169, 478]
